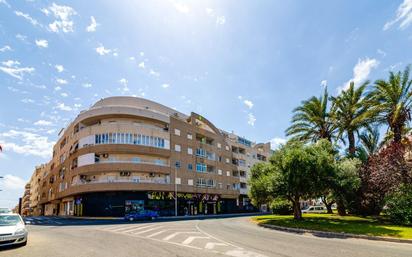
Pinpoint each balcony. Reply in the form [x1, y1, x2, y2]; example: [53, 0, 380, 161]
[96, 158, 169, 167]
[72, 176, 170, 186]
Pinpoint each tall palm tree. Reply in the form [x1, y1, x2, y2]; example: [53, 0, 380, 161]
[359, 127, 380, 156]
[331, 81, 374, 156]
[370, 65, 412, 143]
[286, 87, 336, 143]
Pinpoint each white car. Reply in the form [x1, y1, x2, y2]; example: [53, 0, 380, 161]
[301, 206, 326, 214]
[0, 213, 28, 247]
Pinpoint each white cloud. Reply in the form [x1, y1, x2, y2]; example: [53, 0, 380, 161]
[243, 100, 253, 109]
[95, 44, 111, 55]
[56, 78, 68, 85]
[14, 11, 39, 26]
[140, 52, 145, 57]
[60, 92, 68, 97]
[118, 78, 129, 93]
[247, 113, 256, 126]
[21, 98, 34, 104]
[0, 45, 12, 52]
[129, 56, 135, 61]
[340, 57, 379, 92]
[15, 34, 27, 42]
[138, 61, 145, 69]
[383, 0, 412, 30]
[321, 80, 328, 87]
[0, 130, 55, 158]
[82, 83, 92, 88]
[86, 16, 99, 32]
[149, 69, 160, 77]
[0, 60, 34, 80]
[0, 175, 26, 190]
[34, 120, 53, 126]
[206, 8, 214, 16]
[35, 39, 48, 48]
[0, 0, 10, 8]
[55, 64, 64, 72]
[54, 86, 62, 91]
[46, 3, 77, 33]
[172, 1, 189, 13]
[377, 49, 387, 57]
[161, 83, 170, 89]
[216, 16, 226, 25]
[56, 102, 72, 111]
[270, 137, 287, 150]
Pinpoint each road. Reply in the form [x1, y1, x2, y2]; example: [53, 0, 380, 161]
[1, 216, 411, 257]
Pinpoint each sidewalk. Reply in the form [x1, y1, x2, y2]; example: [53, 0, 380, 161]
[65, 212, 268, 221]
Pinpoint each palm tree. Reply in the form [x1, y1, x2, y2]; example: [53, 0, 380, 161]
[370, 65, 412, 143]
[331, 81, 374, 156]
[355, 127, 380, 162]
[286, 87, 336, 143]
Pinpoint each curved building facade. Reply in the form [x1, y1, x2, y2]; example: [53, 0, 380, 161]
[27, 97, 271, 217]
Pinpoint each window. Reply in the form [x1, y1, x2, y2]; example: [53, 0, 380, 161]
[94, 133, 167, 149]
[217, 143, 221, 148]
[175, 161, 181, 168]
[196, 178, 206, 187]
[187, 147, 193, 155]
[218, 183, 223, 189]
[226, 171, 230, 176]
[218, 169, 222, 175]
[196, 148, 206, 157]
[188, 179, 193, 186]
[225, 145, 229, 151]
[175, 177, 181, 184]
[196, 163, 207, 172]
[174, 144, 181, 152]
[187, 133, 192, 140]
[187, 163, 193, 171]
[174, 129, 181, 136]
[132, 157, 140, 163]
[225, 158, 230, 163]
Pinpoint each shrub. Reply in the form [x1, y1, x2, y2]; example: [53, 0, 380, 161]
[270, 199, 293, 215]
[384, 184, 412, 225]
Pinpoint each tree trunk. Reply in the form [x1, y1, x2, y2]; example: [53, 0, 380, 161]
[321, 196, 334, 214]
[336, 198, 346, 216]
[348, 131, 356, 156]
[393, 125, 402, 143]
[292, 197, 302, 220]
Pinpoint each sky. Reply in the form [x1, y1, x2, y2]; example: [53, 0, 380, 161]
[1, 0, 412, 208]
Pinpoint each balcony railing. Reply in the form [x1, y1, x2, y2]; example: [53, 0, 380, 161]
[95, 159, 170, 167]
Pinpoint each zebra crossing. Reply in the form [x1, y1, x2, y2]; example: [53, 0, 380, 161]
[97, 221, 268, 257]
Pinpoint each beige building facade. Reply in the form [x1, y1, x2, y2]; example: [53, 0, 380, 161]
[25, 97, 271, 217]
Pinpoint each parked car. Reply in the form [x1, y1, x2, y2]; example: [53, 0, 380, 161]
[124, 210, 159, 221]
[0, 208, 12, 214]
[301, 206, 326, 214]
[0, 213, 28, 247]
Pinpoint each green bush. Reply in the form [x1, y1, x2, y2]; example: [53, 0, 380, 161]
[384, 184, 412, 225]
[270, 199, 293, 215]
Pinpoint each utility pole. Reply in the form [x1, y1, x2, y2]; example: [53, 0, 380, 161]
[174, 164, 178, 217]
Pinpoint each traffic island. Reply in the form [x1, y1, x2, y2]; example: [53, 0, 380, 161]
[252, 214, 412, 244]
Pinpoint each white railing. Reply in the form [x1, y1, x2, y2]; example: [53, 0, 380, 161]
[95, 159, 170, 167]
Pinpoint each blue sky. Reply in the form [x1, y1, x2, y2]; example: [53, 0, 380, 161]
[1, 0, 412, 208]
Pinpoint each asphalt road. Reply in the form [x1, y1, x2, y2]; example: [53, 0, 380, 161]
[1, 216, 411, 257]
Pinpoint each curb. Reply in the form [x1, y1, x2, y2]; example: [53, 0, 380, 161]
[257, 223, 412, 244]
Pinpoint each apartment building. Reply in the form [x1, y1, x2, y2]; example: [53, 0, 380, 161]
[25, 96, 271, 217]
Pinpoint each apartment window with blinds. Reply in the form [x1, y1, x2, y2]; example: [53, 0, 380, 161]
[196, 163, 207, 173]
[94, 133, 166, 149]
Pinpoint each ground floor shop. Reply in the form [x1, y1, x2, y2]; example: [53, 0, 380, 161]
[57, 191, 254, 217]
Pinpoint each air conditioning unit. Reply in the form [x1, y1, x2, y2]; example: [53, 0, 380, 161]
[102, 153, 109, 158]
[149, 172, 155, 177]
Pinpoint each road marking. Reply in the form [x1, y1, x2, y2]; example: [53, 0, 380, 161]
[205, 242, 227, 249]
[163, 231, 201, 241]
[120, 225, 157, 233]
[146, 230, 167, 238]
[225, 249, 268, 257]
[181, 236, 210, 245]
[133, 227, 160, 235]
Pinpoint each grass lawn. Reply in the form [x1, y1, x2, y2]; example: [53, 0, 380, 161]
[253, 214, 412, 239]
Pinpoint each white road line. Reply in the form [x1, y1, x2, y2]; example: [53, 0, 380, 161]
[120, 225, 158, 233]
[163, 231, 201, 241]
[195, 221, 242, 249]
[146, 230, 167, 238]
[205, 242, 228, 249]
[181, 236, 210, 245]
[132, 227, 160, 235]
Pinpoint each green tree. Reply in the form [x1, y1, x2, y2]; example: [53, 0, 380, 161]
[249, 140, 336, 220]
[331, 81, 373, 156]
[286, 87, 336, 143]
[355, 127, 381, 163]
[370, 65, 412, 143]
[333, 158, 362, 216]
